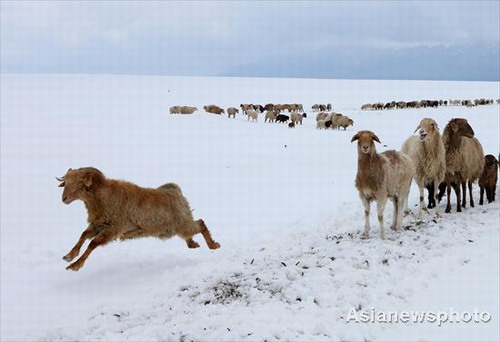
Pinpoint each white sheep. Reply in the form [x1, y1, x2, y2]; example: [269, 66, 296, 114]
[247, 109, 259, 122]
[401, 118, 446, 217]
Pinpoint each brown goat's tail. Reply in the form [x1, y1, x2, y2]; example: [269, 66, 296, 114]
[157, 183, 182, 195]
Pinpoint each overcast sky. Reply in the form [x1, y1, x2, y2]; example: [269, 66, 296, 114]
[1, 1, 499, 77]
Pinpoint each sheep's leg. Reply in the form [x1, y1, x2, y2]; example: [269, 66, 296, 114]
[197, 219, 220, 249]
[66, 230, 115, 271]
[453, 182, 462, 213]
[486, 187, 493, 203]
[445, 182, 452, 213]
[479, 186, 485, 205]
[433, 179, 441, 218]
[468, 180, 474, 207]
[360, 196, 371, 239]
[403, 190, 411, 216]
[417, 184, 428, 218]
[461, 181, 467, 208]
[377, 199, 387, 240]
[390, 197, 398, 231]
[63, 224, 99, 262]
[397, 193, 407, 231]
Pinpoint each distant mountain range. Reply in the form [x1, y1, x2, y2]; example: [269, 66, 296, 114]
[221, 43, 500, 81]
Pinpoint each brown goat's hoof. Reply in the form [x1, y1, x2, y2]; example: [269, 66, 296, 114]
[209, 242, 221, 250]
[63, 253, 76, 262]
[66, 261, 83, 271]
[187, 241, 200, 249]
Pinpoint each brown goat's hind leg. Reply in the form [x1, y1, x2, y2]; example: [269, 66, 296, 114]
[63, 225, 98, 262]
[66, 231, 114, 271]
[185, 238, 200, 249]
[197, 219, 221, 249]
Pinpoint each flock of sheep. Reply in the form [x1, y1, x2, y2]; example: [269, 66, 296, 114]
[361, 98, 499, 111]
[57, 99, 498, 271]
[353, 117, 498, 239]
[170, 103, 356, 130]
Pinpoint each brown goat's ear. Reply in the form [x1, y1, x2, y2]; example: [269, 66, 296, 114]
[351, 133, 359, 143]
[82, 172, 93, 187]
[371, 133, 381, 144]
[414, 124, 421, 133]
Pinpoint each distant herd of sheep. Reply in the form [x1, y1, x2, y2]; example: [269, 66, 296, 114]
[170, 103, 354, 130]
[353, 117, 498, 239]
[361, 98, 499, 111]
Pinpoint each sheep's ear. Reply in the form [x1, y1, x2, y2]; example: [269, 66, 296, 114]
[414, 124, 421, 133]
[351, 133, 359, 143]
[372, 134, 381, 144]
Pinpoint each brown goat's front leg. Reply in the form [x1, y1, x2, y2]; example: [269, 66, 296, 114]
[197, 219, 220, 249]
[63, 224, 99, 262]
[66, 230, 115, 271]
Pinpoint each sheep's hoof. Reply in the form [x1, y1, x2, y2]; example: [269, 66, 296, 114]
[66, 261, 83, 271]
[403, 210, 411, 217]
[445, 206, 451, 213]
[360, 232, 369, 239]
[209, 242, 221, 250]
[435, 212, 441, 219]
[390, 224, 397, 231]
[62, 253, 77, 262]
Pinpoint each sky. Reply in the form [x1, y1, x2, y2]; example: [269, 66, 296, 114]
[1, 1, 499, 80]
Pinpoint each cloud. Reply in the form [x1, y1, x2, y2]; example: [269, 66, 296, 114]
[1, 1, 498, 77]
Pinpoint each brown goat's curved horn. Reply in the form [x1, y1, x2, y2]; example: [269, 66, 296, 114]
[56, 176, 64, 182]
[372, 134, 381, 144]
[351, 133, 359, 143]
[414, 124, 421, 133]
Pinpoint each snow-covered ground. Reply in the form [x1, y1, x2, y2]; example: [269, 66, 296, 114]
[1, 74, 499, 341]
